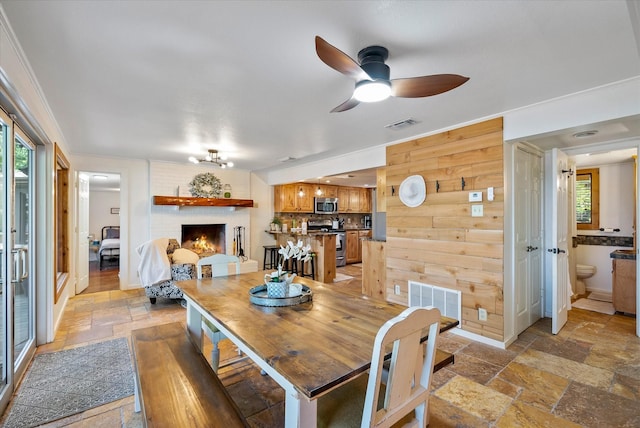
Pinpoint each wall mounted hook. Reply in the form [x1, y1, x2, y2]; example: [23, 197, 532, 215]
[461, 177, 466, 190]
[436, 180, 440, 193]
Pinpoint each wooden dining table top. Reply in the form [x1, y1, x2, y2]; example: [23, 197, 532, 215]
[178, 270, 458, 399]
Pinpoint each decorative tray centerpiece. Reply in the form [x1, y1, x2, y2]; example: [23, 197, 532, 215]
[249, 283, 313, 307]
[249, 239, 313, 307]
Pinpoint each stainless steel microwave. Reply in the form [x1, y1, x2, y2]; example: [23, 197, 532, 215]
[314, 197, 339, 214]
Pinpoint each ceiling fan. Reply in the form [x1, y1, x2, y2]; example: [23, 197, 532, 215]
[315, 36, 469, 112]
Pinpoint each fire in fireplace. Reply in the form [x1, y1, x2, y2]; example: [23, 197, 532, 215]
[181, 224, 226, 255]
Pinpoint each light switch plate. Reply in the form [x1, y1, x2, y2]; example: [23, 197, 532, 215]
[469, 191, 482, 202]
[478, 308, 488, 321]
[394, 284, 401, 295]
[487, 187, 494, 201]
[471, 204, 483, 217]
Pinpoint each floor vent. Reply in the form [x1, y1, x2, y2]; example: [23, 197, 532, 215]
[408, 281, 461, 326]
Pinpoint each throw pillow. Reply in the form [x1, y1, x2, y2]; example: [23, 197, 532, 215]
[172, 248, 200, 265]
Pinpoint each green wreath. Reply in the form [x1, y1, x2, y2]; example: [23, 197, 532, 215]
[189, 172, 222, 198]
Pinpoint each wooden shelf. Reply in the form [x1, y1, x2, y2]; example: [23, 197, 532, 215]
[153, 196, 254, 207]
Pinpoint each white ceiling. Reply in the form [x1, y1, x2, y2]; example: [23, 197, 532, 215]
[1, 1, 639, 184]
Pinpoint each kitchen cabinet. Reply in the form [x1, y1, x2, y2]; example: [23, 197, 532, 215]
[359, 188, 372, 212]
[345, 229, 371, 264]
[319, 185, 338, 198]
[337, 186, 371, 213]
[346, 230, 359, 263]
[274, 183, 313, 213]
[612, 257, 636, 314]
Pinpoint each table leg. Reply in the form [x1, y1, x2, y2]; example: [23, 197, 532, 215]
[284, 391, 316, 428]
[185, 298, 203, 352]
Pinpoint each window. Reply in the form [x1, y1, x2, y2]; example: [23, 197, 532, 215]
[55, 144, 70, 303]
[576, 168, 599, 230]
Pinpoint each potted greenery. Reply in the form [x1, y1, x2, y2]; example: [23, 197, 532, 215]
[270, 216, 282, 232]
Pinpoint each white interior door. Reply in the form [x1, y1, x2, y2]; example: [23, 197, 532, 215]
[548, 148, 570, 334]
[76, 173, 90, 294]
[515, 145, 543, 335]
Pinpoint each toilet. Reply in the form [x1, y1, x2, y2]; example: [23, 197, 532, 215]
[576, 264, 596, 293]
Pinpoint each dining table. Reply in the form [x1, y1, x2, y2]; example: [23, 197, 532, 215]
[179, 270, 459, 427]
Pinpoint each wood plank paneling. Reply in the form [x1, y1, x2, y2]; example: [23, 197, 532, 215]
[385, 118, 505, 341]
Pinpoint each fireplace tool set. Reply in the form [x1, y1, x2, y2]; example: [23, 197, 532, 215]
[233, 226, 247, 261]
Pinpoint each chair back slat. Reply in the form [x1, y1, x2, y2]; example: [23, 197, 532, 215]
[362, 306, 441, 428]
[197, 254, 241, 279]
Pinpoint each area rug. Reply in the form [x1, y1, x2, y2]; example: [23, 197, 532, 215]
[572, 298, 616, 315]
[3, 338, 134, 427]
[333, 273, 354, 282]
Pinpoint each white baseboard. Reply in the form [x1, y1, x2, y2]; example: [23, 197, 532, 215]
[449, 327, 508, 350]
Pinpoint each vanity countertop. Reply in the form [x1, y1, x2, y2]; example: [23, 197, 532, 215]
[610, 249, 637, 260]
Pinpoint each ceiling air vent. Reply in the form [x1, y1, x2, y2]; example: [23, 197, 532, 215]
[384, 118, 419, 130]
[278, 156, 296, 163]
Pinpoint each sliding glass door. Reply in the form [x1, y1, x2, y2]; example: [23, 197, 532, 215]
[0, 109, 36, 410]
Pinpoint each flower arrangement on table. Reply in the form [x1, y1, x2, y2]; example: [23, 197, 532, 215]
[264, 240, 311, 298]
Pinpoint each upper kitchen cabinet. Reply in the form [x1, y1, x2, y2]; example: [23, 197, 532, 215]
[316, 184, 338, 198]
[274, 183, 314, 213]
[359, 188, 372, 212]
[338, 187, 371, 213]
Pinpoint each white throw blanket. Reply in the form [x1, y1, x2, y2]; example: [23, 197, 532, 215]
[136, 238, 171, 287]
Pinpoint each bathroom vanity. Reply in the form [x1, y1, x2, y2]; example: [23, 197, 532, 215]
[610, 250, 636, 314]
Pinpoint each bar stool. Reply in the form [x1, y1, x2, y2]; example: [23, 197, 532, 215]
[300, 252, 316, 280]
[283, 258, 299, 275]
[263, 245, 279, 270]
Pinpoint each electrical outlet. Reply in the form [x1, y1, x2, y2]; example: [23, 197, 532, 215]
[478, 308, 488, 321]
[471, 204, 483, 217]
[394, 284, 401, 295]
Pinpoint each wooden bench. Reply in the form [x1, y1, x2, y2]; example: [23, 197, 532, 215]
[434, 349, 455, 372]
[131, 322, 248, 428]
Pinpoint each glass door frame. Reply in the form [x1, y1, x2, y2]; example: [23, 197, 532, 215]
[0, 109, 37, 412]
[12, 124, 36, 377]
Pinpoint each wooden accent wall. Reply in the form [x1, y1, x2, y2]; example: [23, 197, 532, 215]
[385, 118, 504, 341]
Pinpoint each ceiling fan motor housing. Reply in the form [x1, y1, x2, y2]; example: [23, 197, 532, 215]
[358, 46, 390, 81]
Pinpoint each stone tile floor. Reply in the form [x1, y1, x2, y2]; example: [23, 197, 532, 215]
[1, 271, 639, 427]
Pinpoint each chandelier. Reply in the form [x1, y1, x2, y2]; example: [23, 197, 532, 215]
[188, 149, 234, 168]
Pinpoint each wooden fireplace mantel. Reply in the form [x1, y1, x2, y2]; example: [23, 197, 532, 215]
[153, 196, 254, 207]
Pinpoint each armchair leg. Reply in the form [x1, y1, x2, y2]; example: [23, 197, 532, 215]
[149, 297, 156, 304]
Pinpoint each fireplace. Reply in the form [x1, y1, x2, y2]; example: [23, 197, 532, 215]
[181, 224, 226, 255]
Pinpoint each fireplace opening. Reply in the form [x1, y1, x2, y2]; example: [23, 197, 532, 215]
[181, 224, 225, 255]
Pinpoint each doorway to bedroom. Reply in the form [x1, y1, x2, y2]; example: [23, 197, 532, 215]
[78, 172, 121, 294]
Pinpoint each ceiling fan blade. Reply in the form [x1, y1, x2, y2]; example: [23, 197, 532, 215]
[315, 36, 370, 81]
[390, 74, 469, 98]
[330, 97, 360, 113]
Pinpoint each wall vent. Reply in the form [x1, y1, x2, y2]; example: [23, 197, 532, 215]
[408, 281, 461, 326]
[384, 118, 419, 130]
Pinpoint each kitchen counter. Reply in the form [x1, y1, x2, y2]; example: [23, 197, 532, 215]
[610, 249, 636, 260]
[267, 231, 336, 283]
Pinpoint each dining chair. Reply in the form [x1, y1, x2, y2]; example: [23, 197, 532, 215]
[196, 254, 242, 371]
[318, 306, 441, 428]
[197, 253, 241, 279]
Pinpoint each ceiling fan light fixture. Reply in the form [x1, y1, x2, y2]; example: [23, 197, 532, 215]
[354, 80, 391, 102]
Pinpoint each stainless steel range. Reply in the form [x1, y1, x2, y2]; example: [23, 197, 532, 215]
[308, 220, 345, 267]
[335, 231, 346, 267]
